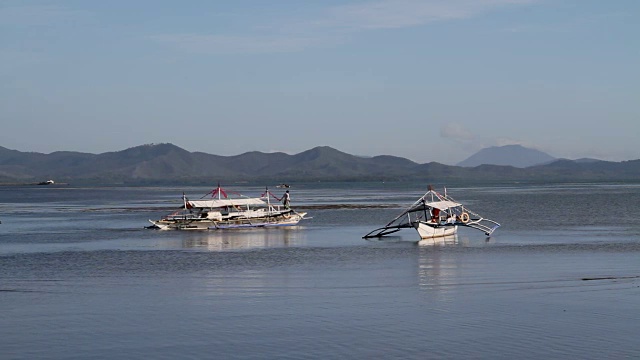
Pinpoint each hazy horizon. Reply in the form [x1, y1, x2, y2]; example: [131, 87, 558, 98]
[2, 1, 638, 164]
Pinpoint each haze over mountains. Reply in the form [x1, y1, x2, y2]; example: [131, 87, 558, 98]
[0, 143, 639, 185]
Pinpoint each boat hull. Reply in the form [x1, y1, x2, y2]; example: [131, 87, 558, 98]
[414, 222, 457, 239]
[209, 212, 306, 229]
[149, 212, 307, 231]
[148, 219, 213, 230]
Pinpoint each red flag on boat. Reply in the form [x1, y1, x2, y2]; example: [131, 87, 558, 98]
[212, 185, 228, 198]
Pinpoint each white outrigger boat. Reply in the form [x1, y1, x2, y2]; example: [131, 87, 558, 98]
[363, 185, 500, 239]
[148, 185, 307, 230]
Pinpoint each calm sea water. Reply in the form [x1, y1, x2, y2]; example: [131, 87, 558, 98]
[1, 183, 639, 359]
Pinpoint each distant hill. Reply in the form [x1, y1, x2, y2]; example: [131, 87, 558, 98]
[0, 144, 421, 184]
[1, 143, 639, 185]
[457, 145, 556, 168]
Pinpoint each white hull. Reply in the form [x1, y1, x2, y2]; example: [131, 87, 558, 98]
[414, 222, 457, 239]
[209, 212, 306, 229]
[149, 219, 214, 230]
[149, 212, 306, 231]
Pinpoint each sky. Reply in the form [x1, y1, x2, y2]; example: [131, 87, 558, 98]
[1, 0, 638, 164]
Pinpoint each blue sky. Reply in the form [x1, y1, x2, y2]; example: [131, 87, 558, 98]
[1, 0, 638, 164]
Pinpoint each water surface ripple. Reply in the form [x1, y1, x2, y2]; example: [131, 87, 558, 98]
[1, 183, 639, 359]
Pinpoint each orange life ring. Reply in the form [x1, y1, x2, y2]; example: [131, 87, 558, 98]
[460, 212, 470, 223]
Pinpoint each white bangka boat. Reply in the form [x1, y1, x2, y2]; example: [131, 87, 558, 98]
[148, 185, 307, 230]
[363, 185, 500, 240]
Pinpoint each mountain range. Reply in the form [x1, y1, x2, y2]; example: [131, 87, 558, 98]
[1, 143, 639, 185]
[457, 145, 557, 168]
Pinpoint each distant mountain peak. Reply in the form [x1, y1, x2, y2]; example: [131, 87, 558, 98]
[296, 146, 351, 161]
[457, 144, 556, 168]
[134, 142, 182, 150]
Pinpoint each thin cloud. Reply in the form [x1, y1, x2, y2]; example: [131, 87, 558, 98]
[495, 137, 526, 147]
[151, 0, 538, 54]
[148, 34, 320, 54]
[504, 10, 632, 34]
[325, 0, 537, 30]
[440, 123, 475, 141]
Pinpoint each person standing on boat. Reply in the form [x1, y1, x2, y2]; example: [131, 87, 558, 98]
[431, 208, 440, 222]
[282, 190, 291, 209]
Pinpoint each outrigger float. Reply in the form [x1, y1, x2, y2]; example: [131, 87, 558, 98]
[363, 185, 500, 239]
[148, 185, 307, 230]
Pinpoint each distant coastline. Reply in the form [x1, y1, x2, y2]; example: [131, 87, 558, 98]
[0, 182, 69, 187]
[1, 143, 639, 186]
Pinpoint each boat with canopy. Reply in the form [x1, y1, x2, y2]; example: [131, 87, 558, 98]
[148, 184, 307, 230]
[363, 185, 500, 239]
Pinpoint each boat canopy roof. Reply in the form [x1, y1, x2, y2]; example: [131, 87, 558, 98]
[406, 200, 462, 213]
[188, 198, 266, 209]
[423, 200, 462, 211]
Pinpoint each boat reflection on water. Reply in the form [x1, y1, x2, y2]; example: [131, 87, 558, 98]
[417, 234, 460, 301]
[416, 233, 494, 299]
[418, 234, 458, 247]
[181, 227, 307, 251]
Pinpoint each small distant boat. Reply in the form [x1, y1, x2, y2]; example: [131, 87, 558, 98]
[37, 180, 55, 185]
[276, 183, 290, 188]
[148, 184, 307, 230]
[363, 185, 500, 239]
